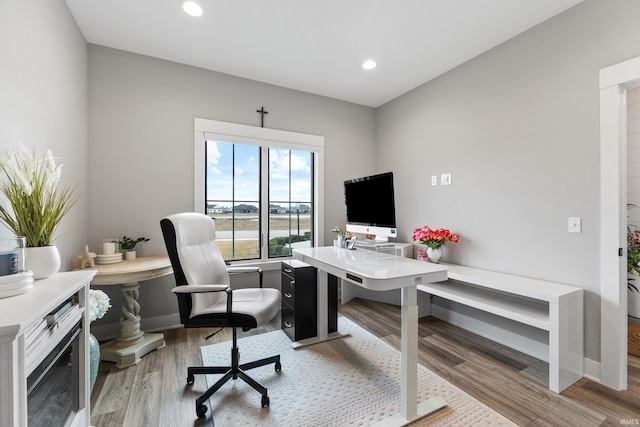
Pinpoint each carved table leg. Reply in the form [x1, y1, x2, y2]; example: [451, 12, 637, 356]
[99, 281, 165, 368]
[116, 282, 144, 343]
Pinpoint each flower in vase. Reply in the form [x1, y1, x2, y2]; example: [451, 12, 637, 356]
[89, 289, 111, 322]
[412, 226, 460, 249]
[0, 144, 76, 247]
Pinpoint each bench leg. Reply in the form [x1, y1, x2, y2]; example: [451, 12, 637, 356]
[549, 297, 583, 392]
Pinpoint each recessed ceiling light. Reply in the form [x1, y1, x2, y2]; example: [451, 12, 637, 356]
[181, 0, 203, 17]
[362, 60, 377, 70]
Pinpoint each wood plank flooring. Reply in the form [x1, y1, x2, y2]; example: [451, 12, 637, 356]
[90, 298, 640, 426]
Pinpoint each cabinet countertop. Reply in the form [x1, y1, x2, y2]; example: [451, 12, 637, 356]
[0, 270, 95, 338]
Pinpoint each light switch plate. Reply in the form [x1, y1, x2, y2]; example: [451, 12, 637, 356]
[441, 173, 451, 185]
[568, 217, 581, 233]
[431, 176, 437, 186]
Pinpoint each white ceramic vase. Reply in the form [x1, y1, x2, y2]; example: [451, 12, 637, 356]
[427, 247, 443, 264]
[25, 245, 61, 279]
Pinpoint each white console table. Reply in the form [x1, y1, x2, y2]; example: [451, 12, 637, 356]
[0, 270, 95, 427]
[418, 263, 584, 393]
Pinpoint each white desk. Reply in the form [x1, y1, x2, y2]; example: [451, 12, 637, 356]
[293, 246, 448, 427]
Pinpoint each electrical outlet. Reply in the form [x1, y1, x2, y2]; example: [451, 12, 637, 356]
[441, 173, 451, 185]
[431, 175, 437, 186]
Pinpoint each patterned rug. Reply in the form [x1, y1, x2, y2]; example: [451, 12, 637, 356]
[201, 317, 516, 426]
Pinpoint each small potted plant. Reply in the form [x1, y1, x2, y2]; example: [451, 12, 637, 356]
[331, 226, 345, 248]
[119, 236, 149, 260]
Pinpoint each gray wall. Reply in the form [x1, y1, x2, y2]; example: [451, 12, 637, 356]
[87, 46, 376, 328]
[0, 1, 88, 269]
[376, 0, 640, 361]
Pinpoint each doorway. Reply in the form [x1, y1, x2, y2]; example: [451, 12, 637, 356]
[600, 56, 640, 390]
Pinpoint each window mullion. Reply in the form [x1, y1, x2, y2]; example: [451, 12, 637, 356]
[260, 146, 270, 261]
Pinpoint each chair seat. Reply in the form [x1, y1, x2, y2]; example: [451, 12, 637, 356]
[191, 287, 281, 327]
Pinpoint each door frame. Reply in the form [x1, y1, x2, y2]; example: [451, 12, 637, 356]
[599, 55, 640, 390]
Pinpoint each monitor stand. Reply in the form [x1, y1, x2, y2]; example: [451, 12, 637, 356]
[354, 238, 395, 249]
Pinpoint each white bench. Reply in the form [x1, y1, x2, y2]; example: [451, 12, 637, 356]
[418, 263, 584, 393]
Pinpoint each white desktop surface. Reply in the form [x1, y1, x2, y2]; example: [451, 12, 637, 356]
[293, 246, 447, 291]
[292, 246, 448, 426]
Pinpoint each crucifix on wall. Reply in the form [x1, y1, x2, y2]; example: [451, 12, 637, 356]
[256, 106, 269, 127]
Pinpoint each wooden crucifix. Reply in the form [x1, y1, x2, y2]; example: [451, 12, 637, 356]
[256, 106, 269, 127]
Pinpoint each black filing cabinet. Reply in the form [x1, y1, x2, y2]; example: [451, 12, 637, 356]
[281, 260, 317, 341]
[281, 259, 338, 342]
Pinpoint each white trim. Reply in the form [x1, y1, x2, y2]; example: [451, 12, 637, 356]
[598, 55, 640, 390]
[195, 118, 324, 148]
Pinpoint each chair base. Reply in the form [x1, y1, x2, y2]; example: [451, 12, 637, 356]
[189, 328, 281, 418]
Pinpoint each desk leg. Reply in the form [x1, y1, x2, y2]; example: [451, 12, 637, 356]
[401, 286, 418, 420]
[373, 286, 446, 427]
[99, 282, 165, 368]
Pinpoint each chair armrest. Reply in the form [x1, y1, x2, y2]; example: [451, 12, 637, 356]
[171, 285, 229, 294]
[227, 266, 263, 287]
[227, 266, 261, 275]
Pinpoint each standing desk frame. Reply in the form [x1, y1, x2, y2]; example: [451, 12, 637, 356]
[293, 246, 448, 426]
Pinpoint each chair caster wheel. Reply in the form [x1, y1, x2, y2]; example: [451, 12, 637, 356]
[261, 395, 270, 407]
[275, 361, 282, 372]
[187, 374, 195, 385]
[196, 404, 207, 418]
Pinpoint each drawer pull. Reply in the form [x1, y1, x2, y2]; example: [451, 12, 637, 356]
[284, 293, 292, 298]
[284, 268, 292, 274]
[284, 322, 292, 328]
[290, 280, 295, 287]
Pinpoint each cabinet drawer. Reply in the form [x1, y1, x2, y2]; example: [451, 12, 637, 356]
[281, 302, 295, 341]
[282, 281, 295, 307]
[281, 263, 295, 278]
[282, 276, 295, 305]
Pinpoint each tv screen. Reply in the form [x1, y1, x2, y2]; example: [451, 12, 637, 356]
[344, 172, 396, 228]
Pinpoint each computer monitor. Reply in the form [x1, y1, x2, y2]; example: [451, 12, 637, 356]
[343, 172, 397, 242]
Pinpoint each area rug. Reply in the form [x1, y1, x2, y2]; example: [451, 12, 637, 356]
[201, 317, 516, 426]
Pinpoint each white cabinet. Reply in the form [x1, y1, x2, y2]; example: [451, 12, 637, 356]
[0, 270, 95, 427]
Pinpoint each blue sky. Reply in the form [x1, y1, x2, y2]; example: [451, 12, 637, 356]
[206, 141, 312, 206]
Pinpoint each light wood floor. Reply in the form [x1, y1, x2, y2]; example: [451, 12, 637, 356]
[90, 298, 640, 426]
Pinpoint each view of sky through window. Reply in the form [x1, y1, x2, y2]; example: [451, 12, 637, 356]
[206, 141, 259, 203]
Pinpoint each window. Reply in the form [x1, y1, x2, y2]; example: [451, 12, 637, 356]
[194, 119, 324, 264]
[268, 148, 314, 258]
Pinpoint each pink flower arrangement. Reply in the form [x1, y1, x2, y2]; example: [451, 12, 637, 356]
[412, 226, 460, 249]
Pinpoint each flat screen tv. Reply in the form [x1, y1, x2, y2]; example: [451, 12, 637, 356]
[344, 171, 397, 242]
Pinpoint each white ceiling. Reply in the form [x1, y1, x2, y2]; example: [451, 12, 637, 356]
[65, 0, 583, 108]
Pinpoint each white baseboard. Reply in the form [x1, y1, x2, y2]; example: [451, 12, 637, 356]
[90, 313, 183, 342]
[583, 357, 601, 383]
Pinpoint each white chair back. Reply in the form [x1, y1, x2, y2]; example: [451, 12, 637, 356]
[167, 212, 229, 317]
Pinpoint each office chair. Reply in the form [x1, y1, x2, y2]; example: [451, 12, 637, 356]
[160, 212, 282, 418]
